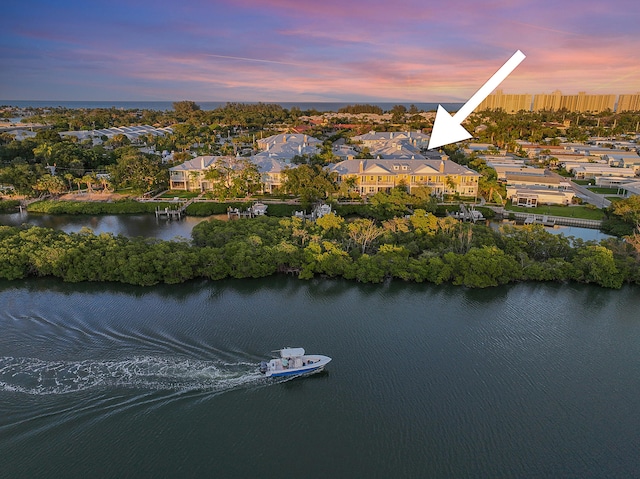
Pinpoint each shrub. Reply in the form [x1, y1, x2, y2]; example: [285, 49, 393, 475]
[27, 200, 172, 215]
[0, 200, 20, 213]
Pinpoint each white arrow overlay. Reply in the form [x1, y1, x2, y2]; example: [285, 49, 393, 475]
[428, 50, 526, 150]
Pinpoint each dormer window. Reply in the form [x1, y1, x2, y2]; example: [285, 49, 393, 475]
[393, 165, 400, 170]
[402, 165, 408, 171]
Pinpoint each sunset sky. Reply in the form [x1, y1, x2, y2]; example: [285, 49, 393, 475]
[1, 0, 639, 102]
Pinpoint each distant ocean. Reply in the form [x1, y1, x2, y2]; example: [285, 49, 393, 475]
[0, 100, 463, 113]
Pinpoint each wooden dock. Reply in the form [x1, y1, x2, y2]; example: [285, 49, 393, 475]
[155, 197, 195, 220]
[514, 212, 601, 229]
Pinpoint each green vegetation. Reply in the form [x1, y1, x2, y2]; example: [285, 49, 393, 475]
[27, 200, 175, 215]
[158, 190, 201, 199]
[505, 204, 605, 220]
[337, 104, 384, 115]
[587, 187, 621, 194]
[601, 196, 640, 236]
[0, 199, 20, 212]
[2, 212, 639, 288]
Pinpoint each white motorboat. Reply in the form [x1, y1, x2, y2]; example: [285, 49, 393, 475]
[259, 347, 331, 378]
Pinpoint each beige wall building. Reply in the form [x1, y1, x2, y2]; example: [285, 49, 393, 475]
[477, 89, 532, 113]
[561, 92, 616, 113]
[617, 93, 640, 112]
[330, 158, 480, 197]
[532, 91, 638, 113]
[532, 90, 562, 111]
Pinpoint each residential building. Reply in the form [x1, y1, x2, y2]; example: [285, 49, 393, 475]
[505, 170, 574, 206]
[169, 155, 290, 193]
[570, 164, 636, 180]
[505, 170, 571, 189]
[252, 157, 288, 193]
[604, 152, 640, 172]
[617, 93, 640, 112]
[477, 89, 532, 113]
[507, 187, 575, 207]
[169, 155, 218, 191]
[352, 131, 430, 149]
[532, 90, 562, 111]
[560, 92, 616, 113]
[255, 133, 321, 162]
[329, 158, 480, 197]
[60, 125, 173, 144]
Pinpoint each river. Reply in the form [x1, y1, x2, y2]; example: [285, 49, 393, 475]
[0, 212, 212, 241]
[1, 277, 639, 478]
[0, 211, 613, 242]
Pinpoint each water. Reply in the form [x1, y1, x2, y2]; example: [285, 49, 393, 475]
[1, 277, 639, 478]
[1, 212, 610, 243]
[0, 212, 211, 240]
[1, 100, 462, 113]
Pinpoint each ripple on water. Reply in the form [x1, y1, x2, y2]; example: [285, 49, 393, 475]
[0, 356, 263, 395]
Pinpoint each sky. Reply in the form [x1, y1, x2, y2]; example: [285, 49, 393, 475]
[1, 0, 639, 102]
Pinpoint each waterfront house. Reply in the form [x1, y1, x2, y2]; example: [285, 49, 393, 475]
[352, 131, 430, 150]
[169, 155, 217, 191]
[505, 170, 574, 206]
[255, 133, 322, 161]
[169, 155, 289, 193]
[329, 158, 480, 197]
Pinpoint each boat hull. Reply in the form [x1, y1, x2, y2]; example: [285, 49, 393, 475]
[262, 354, 331, 378]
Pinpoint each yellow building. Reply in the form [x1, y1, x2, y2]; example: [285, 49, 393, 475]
[559, 92, 615, 113]
[617, 93, 640, 112]
[330, 159, 480, 197]
[532, 90, 562, 111]
[477, 89, 532, 113]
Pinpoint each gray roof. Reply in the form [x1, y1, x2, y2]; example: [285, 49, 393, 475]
[60, 125, 173, 141]
[329, 159, 481, 177]
[256, 133, 321, 149]
[169, 155, 217, 172]
[352, 131, 430, 142]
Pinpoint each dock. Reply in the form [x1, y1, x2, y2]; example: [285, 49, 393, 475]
[524, 215, 556, 227]
[155, 197, 195, 220]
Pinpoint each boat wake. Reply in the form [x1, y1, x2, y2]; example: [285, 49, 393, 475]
[0, 356, 264, 395]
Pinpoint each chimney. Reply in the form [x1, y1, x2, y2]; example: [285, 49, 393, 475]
[283, 135, 287, 143]
[390, 132, 394, 139]
[298, 144, 302, 154]
[359, 160, 364, 173]
[304, 134, 307, 142]
[200, 157, 205, 169]
[439, 160, 445, 173]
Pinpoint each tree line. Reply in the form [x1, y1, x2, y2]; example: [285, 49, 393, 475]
[1, 211, 638, 288]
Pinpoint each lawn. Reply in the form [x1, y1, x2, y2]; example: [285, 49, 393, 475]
[587, 187, 620, 194]
[158, 190, 201, 199]
[505, 204, 605, 220]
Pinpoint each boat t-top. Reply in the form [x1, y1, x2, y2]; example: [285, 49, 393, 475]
[259, 347, 331, 378]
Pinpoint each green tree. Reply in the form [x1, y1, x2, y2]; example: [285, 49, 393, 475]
[571, 245, 623, 288]
[107, 153, 165, 192]
[282, 164, 337, 209]
[33, 174, 66, 196]
[173, 101, 202, 122]
[348, 218, 383, 254]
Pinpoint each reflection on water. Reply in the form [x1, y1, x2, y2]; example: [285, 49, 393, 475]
[1, 212, 614, 243]
[0, 212, 211, 240]
[1, 278, 640, 478]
